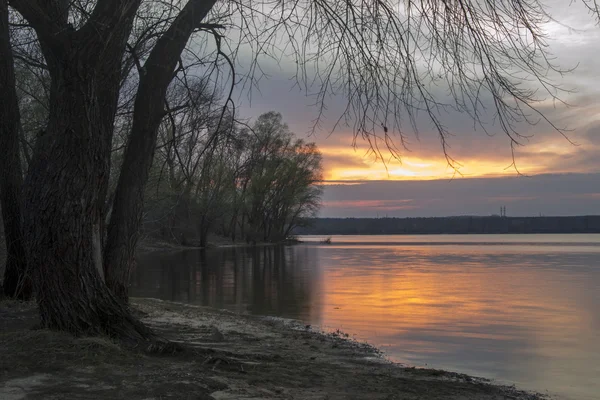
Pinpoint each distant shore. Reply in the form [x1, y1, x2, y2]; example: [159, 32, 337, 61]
[1, 298, 549, 400]
[295, 215, 600, 235]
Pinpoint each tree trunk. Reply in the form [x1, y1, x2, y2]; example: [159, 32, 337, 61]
[22, 66, 148, 339]
[199, 227, 208, 248]
[0, 0, 32, 299]
[9, 0, 170, 346]
[104, 0, 217, 302]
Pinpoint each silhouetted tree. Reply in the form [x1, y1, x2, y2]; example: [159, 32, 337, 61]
[0, 0, 31, 299]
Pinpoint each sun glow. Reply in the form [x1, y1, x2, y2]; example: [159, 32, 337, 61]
[321, 147, 544, 181]
[314, 125, 596, 183]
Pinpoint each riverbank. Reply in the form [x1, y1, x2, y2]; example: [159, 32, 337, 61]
[1, 298, 547, 400]
[135, 235, 301, 253]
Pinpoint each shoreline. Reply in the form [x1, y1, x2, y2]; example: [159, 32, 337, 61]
[0, 297, 549, 400]
[134, 237, 302, 254]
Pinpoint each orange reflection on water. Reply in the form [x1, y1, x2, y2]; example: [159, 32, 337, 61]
[317, 245, 588, 354]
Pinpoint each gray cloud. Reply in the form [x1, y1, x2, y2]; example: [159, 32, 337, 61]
[232, 2, 600, 145]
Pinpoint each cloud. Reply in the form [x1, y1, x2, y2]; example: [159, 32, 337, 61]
[584, 122, 600, 146]
[319, 173, 600, 217]
[322, 199, 418, 213]
[320, 151, 371, 170]
[226, 1, 600, 201]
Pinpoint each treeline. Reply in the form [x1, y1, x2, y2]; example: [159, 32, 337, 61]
[140, 110, 323, 246]
[295, 216, 600, 235]
[5, 49, 323, 248]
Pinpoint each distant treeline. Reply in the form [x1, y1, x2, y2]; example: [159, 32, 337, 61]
[294, 216, 600, 235]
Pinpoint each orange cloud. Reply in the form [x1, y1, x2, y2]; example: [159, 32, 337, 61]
[315, 126, 600, 182]
[320, 145, 544, 181]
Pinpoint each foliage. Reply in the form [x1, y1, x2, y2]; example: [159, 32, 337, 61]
[145, 106, 323, 245]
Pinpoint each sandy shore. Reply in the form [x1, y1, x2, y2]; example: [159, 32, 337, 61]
[0, 298, 548, 400]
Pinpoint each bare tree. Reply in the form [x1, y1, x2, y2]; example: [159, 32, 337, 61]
[143, 78, 231, 247]
[240, 112, 322, 243]
[227, 0, 574, 162]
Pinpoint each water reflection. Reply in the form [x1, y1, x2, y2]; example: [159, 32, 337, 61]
[132, 246, 321, 321]
[132, 236, 600, 400]
[317, 245, 600, 400]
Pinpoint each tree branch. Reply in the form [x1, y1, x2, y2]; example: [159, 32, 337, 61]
[8, 0, 67, 48]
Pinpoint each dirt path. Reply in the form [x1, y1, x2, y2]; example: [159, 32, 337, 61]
[0, 298, 548, 400]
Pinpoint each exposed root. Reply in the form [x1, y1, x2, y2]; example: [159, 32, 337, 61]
[99, 314, 184, 355]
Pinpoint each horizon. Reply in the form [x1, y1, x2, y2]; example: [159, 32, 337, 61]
[305, 214, 600, 219]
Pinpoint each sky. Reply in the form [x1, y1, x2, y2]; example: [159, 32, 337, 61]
[228, 1, 600, 217]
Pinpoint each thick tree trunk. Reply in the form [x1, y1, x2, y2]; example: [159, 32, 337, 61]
[22, 52, 130, 333]
[9, 0, 170, 346]
[0, 0, 32, 299]
[104, 0, 217, 302]
[23, 72, 144, 339]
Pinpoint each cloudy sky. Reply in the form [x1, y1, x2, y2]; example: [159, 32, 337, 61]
[230, 1, 600, 217]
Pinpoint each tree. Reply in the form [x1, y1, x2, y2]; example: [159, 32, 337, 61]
[103, 0, 218, 302]
[144, 78, 235, 248]
[0, 0, 31, 299]
[273, 142, 323, 240]
[243, 112, 322, 243]
[139, 109, 321, 247]
[0, 0, 595, 341]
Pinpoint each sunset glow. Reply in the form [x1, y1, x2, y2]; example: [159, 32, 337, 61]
[313, 130, 600, 217]
[319, 145, 571, 182]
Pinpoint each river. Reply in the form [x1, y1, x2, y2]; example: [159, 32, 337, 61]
[132, 234, 600, 400]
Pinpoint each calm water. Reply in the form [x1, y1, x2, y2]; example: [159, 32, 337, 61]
[132, 234, 600, 400]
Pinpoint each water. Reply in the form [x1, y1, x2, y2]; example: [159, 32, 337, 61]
[131, 234, 600, 400]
